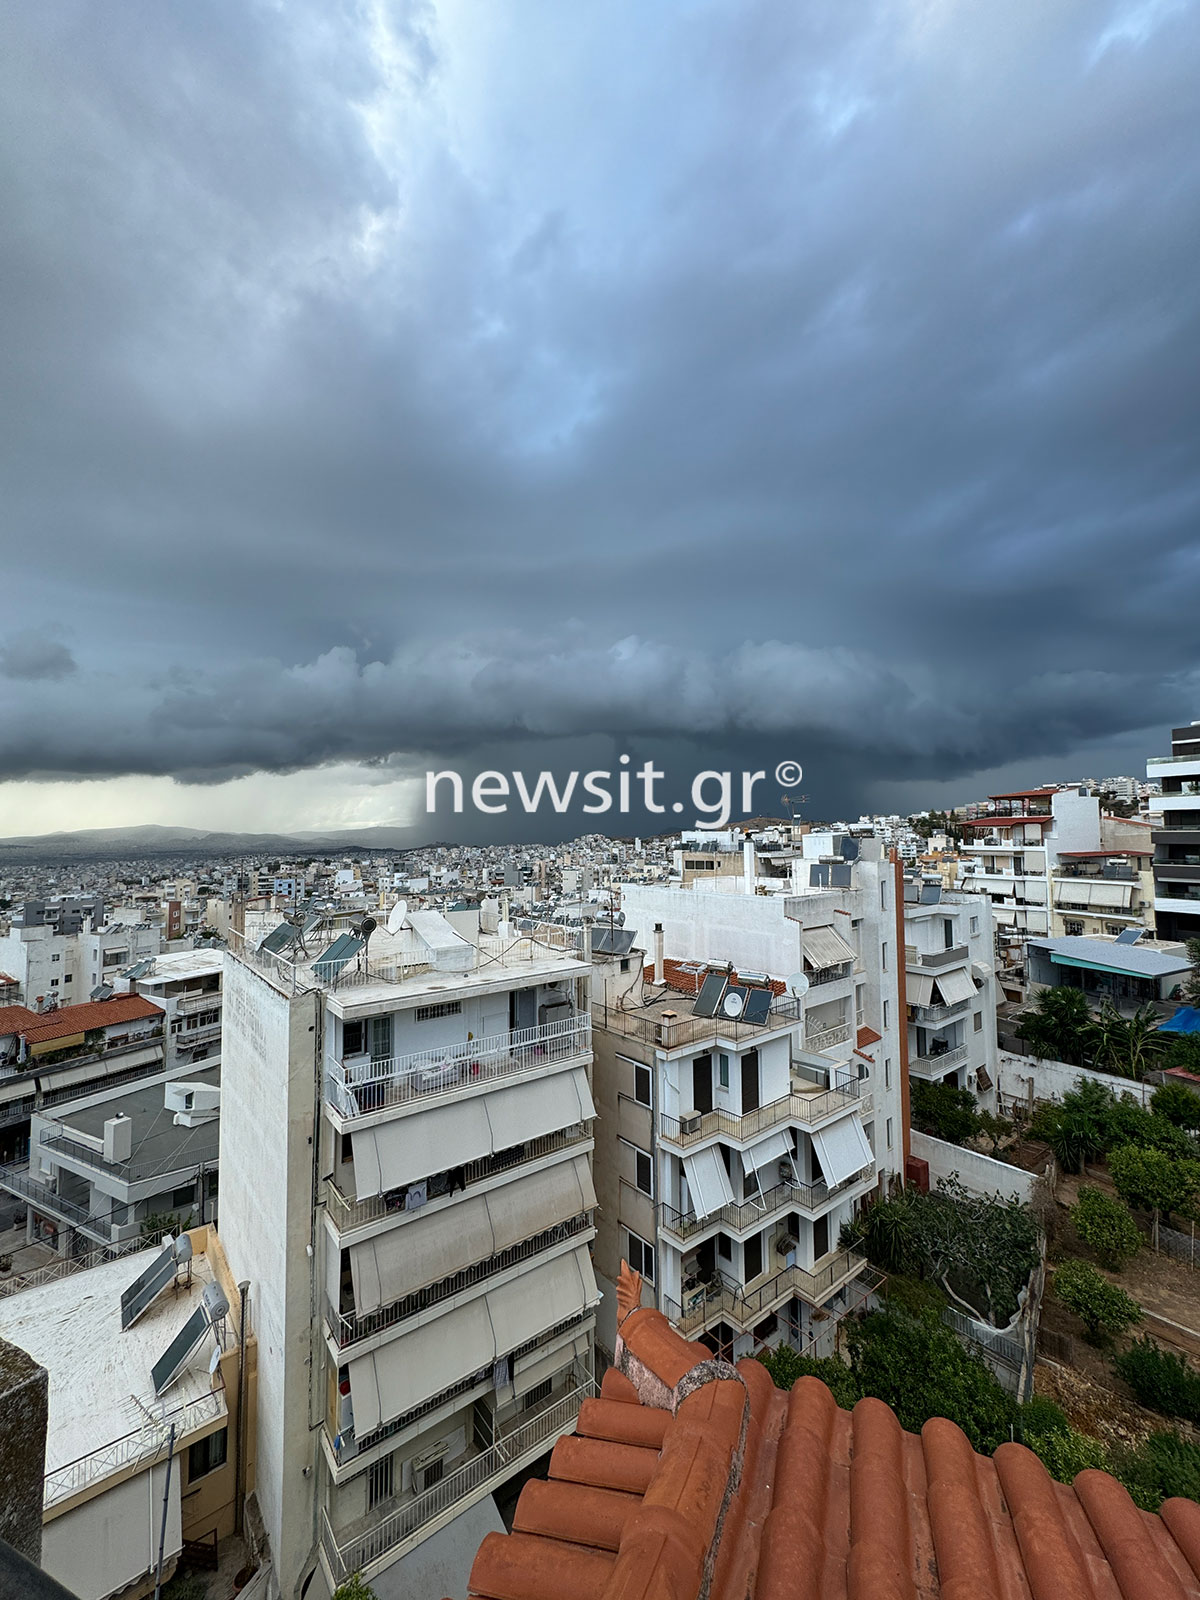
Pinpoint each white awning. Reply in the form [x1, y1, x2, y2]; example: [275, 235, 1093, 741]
[993, 906, 1016, 925]
[682, 1145, 735, 1219]
[907, 974, 935, 1006]
[512, 1331, 590, 1398]
[350, 1066, 596, 1198]
[349, 1154, 596, 1314]
[811, 1114, 873, 1188]
[348, 1244, 597, 1433]
[739, 1129, 793, 1178]
[1089, 880, 1134, 908]
[803, 925, 857, 971]
[934, 968, 977, 1006]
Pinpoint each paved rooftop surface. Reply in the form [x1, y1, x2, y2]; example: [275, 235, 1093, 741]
[48, 1064, 220, 1184]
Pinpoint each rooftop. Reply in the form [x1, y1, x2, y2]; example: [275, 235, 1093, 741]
[44, 1063, 221, 1183]
[0, 993, 164, 1044]
[1029, 936, 1192, 976]
[462, 1263, 1200, 1600]
[133, 948, 224, 985]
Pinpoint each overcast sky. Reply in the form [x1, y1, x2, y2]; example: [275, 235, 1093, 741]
[2, 0, 1198, 840]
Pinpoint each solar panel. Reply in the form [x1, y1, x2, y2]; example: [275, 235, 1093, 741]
[120, 1245, 177, 1332]
[742, 988, 773, 1026]
[693, 973, 728, 1018]
[90, 983, 115, 1002]
[1115, 928, 1144, 945]
[313, 934, 363, 981]
[259, 922, 299, 956]
[151, 1304, 212, 1397]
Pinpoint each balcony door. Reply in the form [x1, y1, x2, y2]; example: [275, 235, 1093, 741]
[741, 1050, 760, 1113]
[692, 1053, 713, 1114]
[813, 1213, 829, 1260]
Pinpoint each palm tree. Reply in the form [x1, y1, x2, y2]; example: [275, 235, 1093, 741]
[1087, 1000, 1165, 1080]
[1019, 986, 1092, 1065]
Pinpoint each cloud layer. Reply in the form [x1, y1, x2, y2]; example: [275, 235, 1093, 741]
[2, 1, 1199, 816]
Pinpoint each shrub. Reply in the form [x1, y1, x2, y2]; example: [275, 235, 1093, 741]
[1053, 1258, 1142, 1343]
[1151, 1078, 1200, 1130]
[1017, 1397, 1110, 1482]
[1108, 1143, 1200, 1222]
[162, 1575, 208, 1600]
[333, 1578, 380, 1600]
[1071, 1186, 1141, 1269]
[756, 1345, 860, 1408]
[1116, 1430, 1200, 1512]
[1114, 1336, 1200, 1422]
[910, 1080, 981, 1145]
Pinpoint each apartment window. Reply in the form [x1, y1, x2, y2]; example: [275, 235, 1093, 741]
[102, 950, 127, 968]
[341, 1133, 354, 1164]
[882, 1000, 889, 1029]
[881, 942, 888, 972]
[1105, 923, 1124, 936]
[343, 1019, 366, 1056]
[620, 957, 631, 973]
[886, 1118, 893, 1150]
[63, 973, 72, 984]
[367, 1453, 395, 1509]
[623, 1141, 653, 1197]
[188, 1428, 227, 1482]
[744, 1232, 763, 1282]
[51, 953, 60, 963]
[49, 978, 58, 988]
[626, 1230, 655, 1284]
[943, 918, 955, 949]
[884, 1058, 891, 1090]
[414, 1001, 462, 1022]
[974, 1012, 983, 1032]
[880, 881, 887, 910]
[1064, 919, 1084, 937]
[718, 1053, 730, 1090]
[633, 1064, 651, 1107]
[171, 1185, 194, 1209]
[717, 1233, 732, 1262]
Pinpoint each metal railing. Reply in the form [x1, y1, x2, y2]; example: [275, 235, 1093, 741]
[807, 962, 854, 986]
[44, 1387, 225, 1508]
[322, 1378, 595, 1580]
[663, 1252, 878, 1335]
[657, 1076, 861, 1149]
[325, 1125, 592, 1234]
[907, 945, 970, 970]
[0, 1163, 111, 1244]
[326, 1212, 593, 1348]
[803, 1020, 853, 1051]
[599, 995, 802, 1053]
[0, 1234, 147, 1299]
[324, 1014, 591, 1122]
[658, 1164, 875, 1242]
[911, 1042, 970, 1076]
[910, 999, 969, 1024]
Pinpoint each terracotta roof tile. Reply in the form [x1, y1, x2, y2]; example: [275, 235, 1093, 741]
[16, 994, 164, 1043]
[463, 1263, 1200, 1600]
[857, 1025, 882, 1049]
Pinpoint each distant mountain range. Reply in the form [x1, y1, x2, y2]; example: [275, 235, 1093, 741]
[0, 822, 434, 862]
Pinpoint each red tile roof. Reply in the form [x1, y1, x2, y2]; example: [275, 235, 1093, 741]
[988, 788, 1060, 800]
[0, 994, 163, 1044]
[960, 815, 1050, 828]
[462, 1264, 1200, 1600]
[644, 960, 786, 999]
[856, 1025, 882, 1049]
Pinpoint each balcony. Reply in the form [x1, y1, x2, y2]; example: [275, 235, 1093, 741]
[321, 1376, 595, 1584]
[599, 996, 802, 1054]
[657, 1164, 875, 1244]
[657, 1076, 863, 1150]
[803, 1019, 853, 1051]
[325, 1126, 592, 1235]
[909, 999, 969, 1025]
[44, 1388, 225, 1509]
[910, 1042, 970, 1079]
[325, 1212, 594, 1350]
[324, 1014, 591, 1124]
[807, 961, 854, 987]
[664, 1251, 880, 1336]
[0, 1162, 110, 1245]
[905, 945, 969, 970]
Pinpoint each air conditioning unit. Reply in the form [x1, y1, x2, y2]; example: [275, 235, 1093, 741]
[412, 1439, 450, 1493]
[679, 1111, 702, 1136]
[776, 1234, 800, 1257]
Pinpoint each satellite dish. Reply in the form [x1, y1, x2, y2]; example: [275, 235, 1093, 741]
[387, 899, 408, 935]
[787, 971, 810, 999]
[722, 991, 745, 1019]
[208, 1347, 222, 1376]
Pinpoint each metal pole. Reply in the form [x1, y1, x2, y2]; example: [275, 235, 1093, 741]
[153, 1424, 176, 1600]
[235, 1279, 250, 1535]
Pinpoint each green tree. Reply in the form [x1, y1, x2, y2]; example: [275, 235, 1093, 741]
[1181, 939, 1200, 1008]
[1017, 1396, 1111, 1482]
[1114, 1337, 1200, 1422]
[1152, 1078, 1200, 1129]
[1030, 1077, 1113, 1173]
[1070, 1185, 1140, 1269]
[843, 1190, 919, 1276]
[756, 1346, 861, 1408]
[1162, 1031, 1200, 1077]
[1018, 987, 1092, 1066]
[1116, 1430, 1200, 1512]
[333, 1578, 380, 1600]
[1053, 1258, 1142, 1343]
[1108, 1143, 1200, 1225]
[140, 1210, 192, 1245]
[975, 1110, 1014, 1158]
[910, 1080, 981, 1145]
[1088, 1002, 1166, 1081]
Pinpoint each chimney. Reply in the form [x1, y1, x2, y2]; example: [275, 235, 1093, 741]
[653, 924, 664, 986]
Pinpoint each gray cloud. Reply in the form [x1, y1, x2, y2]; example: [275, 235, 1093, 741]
[1, 0, 1199, 817]
[0, 634, 77, 682]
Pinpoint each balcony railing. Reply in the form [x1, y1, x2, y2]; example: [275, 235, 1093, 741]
[321, 1378, 596, 1582]
[658, 1164, 875, 1243]
[906, 945, 969, 970]
[807, 962, 854, 986]
[911, 1042, 969, 1076]
[324, 1014, 591, 1123]
[44, 1388, 225, 1509]
[325, 1125, 592, 1234]
[909, 999, 969, 1024]
[325, 1212, 593, 1349]
[0, 1163, 110, 1244]
[803, 1020, 853, 1051]
[599, 996, 802, 1053]
[657, 1075, 861, 1150]
[664, 1252, 878, 1335]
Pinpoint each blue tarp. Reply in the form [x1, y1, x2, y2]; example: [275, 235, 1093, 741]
[1158, 1006, 1200, 1034]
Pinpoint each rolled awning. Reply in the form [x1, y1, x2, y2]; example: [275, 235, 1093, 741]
[739, 1129, 792, 1178]
[350, 1066, 596, 1198]
[933, 968, 977, 1006]
[682, 1145, 735, 1219]
[348, 1153, 596, 1313]
[811, 1114, 873, 1188]
[907, 974, 935, 1006]
[803, 925, 856, 970]
[348, 1244, 597, 1433]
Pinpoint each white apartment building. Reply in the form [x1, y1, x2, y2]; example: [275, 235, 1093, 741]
[1148, 720, 1200, 946]
[127, 949, 224, 1071]
[901, 878, 999, 1109]
[0, 903, 161, 1011]
[219, 908, 598, 1600]
[602, 840, 905, 1366]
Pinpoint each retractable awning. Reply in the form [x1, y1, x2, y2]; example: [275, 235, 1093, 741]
[738, 1129, 793, 1178]
[1089, 880, 1133, 908]
[803, 925, 856, 970]
[907, 975, 935, 1006]
[811, 1114, 873, 1188]
[350, 1065, 595, 1198]
[934, 968, 977, 1006]
[682, 1145, 735, 1219]
[349, 1153, 596, 1313]
[348, 1244, 597, 1433]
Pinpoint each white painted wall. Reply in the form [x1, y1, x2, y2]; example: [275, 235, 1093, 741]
[42, 1459, 180, 1600]
[910, 1129, 1038, 1204]
[995, 1049, 1154, 1109]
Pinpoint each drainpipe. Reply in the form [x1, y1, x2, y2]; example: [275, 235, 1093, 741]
[653, 924, 664, 986]
[234, 1279, 250, 1535]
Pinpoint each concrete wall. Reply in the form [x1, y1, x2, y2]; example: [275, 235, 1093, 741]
[995, 1050, 1154, 1110]
[0, 1336, 48, 1564]
[910, 1129, 1038, 1205]
[42, 1459, 180, 1600]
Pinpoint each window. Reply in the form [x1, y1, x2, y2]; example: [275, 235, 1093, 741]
[970, 916, 980, 936]
[881, 942, 888, 972]
[864, 1121, 875, 1151]
[414, 1001, 461, 1022]
[620, 957, 631, 973]
[744, 1232, 763, 1282]
[635, 1148, 653, 1197]
[103, 950, 128, 968]
[633, 1065, 651, 1107]
[880, 881, 887, 910]
[63, 973, 72, 984]
[50, 978, 58, 988]
[341, 1133, 354, 1164]
[886, 1117, 893, 1150]
[717, 1233, 732, 1261]
[626, 1230, 655, 1283]
[718, 1053, 730, 1090]
[367, 1453, 395, 1508]
[188, 1428, 228, 1482]
[51, 953, 60, 963]
[1105, 923, 1124, 936]
[882, 1000, 889, 1029]
[943, 918, 955, 950]
[884, 1058, 891, 1089]
[974, 1012, 983, 1032]
[342, 1019, 366, 1056]
[171, 1185, 194, 1209]
[1064, 919, 1084, 937]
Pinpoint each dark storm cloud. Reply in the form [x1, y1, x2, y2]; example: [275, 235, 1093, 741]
[2, 0, 1199, 811]
[0, 633, 77, 682]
